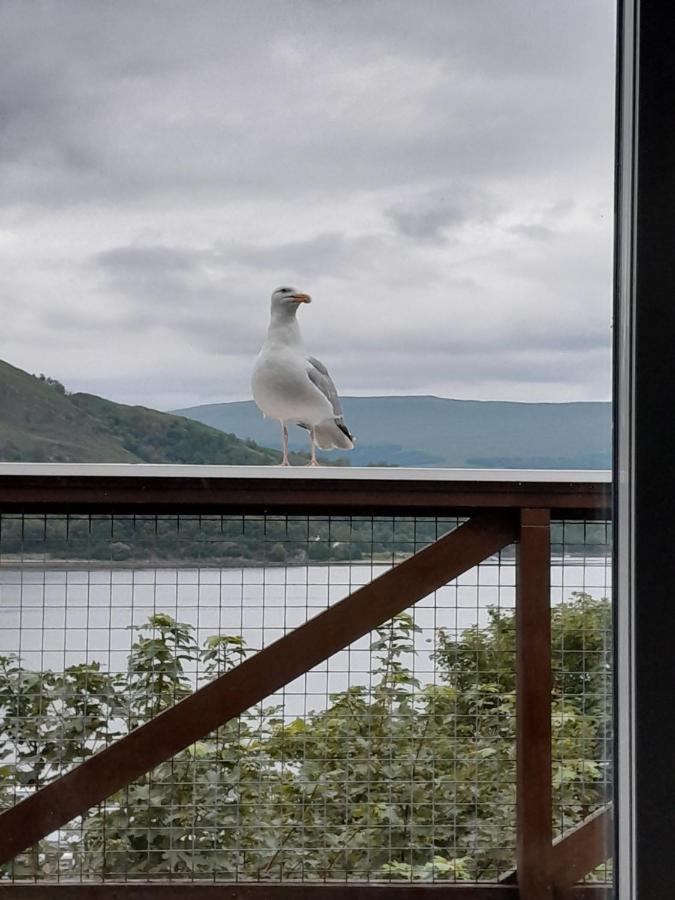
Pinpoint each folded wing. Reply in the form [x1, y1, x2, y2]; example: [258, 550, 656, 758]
[306, 356, 354, 449]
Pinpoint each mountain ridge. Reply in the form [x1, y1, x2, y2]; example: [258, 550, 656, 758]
[173, 395, 612, 469]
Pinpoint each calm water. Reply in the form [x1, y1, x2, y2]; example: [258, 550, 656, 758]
[0, 557, 611, 669]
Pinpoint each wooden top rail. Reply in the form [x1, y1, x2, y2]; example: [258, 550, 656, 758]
[0, 464, 611, 517]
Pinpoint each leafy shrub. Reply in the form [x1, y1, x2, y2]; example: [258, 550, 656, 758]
[0, 595, 611, 882]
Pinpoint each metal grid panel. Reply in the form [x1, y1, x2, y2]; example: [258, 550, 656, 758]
[0, 513, 611, 884]
[550, 519, 613, 884]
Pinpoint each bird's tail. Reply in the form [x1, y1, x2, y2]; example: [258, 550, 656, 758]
[314, 417, 355, 451]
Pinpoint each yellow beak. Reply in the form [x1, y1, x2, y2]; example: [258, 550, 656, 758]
[292, 293, 312, 303]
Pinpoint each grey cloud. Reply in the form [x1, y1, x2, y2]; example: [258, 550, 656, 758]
[293, 0, 614, 80]
[0, 0, 615, 408]
[334, 345, 611, 397]
[332, 324, 610, 359]
[38, 302, 261, 356]
[387, 186, 501, 240]
[507, 224, 556, 242]
[0, 0, 614, 210]
[91, 245, 208, 310]
[95, 246, 201, 274]
[86, 242, 263, 349]
[388, 204, 465, 241]
[176, 315, 262, 355]
[228, 233, 389, 278]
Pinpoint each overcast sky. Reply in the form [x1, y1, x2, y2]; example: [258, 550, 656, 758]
[0, 0, 616, 410]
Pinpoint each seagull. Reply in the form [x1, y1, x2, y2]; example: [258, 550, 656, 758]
[251, 286, 355, 466]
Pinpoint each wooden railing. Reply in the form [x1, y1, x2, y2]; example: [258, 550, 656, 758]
[0, 465, 613, 899]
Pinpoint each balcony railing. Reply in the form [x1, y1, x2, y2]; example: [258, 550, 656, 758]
[0, 465, 612, 899]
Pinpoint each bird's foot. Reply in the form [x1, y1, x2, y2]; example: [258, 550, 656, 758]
[305, 459, 320, 467]
[278, 459, 291, 467]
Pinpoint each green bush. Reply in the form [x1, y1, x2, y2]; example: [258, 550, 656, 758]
[0, 594, 611, 883]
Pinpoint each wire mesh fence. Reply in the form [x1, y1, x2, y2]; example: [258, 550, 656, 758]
[0, 512, 611, 884]
[551, 519, 613, 885]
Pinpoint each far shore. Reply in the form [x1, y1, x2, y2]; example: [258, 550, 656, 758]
[0, 545, 606, 572]
[0, 554, 400, 571]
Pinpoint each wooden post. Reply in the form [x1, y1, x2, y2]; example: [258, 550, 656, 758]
[516, 508, 553, 899]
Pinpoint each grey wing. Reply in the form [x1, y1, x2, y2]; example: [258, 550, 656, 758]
[306, 356, 343, 417]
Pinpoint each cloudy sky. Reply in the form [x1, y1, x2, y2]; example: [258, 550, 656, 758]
[0, 0, 616, 410]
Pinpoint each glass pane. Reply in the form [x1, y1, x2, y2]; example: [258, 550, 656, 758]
[0, 1, 615, 892]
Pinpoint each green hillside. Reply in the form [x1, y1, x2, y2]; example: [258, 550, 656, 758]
[0, 359, 283, 465]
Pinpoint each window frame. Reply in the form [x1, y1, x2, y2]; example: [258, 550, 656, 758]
[614, 0, 675, 895]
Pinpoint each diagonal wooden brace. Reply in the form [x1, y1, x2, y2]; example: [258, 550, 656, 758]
[500, 798, 612, 889]
[0, 510, 517, 865]
[550, 805, 613, 890]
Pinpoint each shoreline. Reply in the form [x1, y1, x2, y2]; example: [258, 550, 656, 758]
[0, 555, 401, 571]
[0, 547, 609, 572]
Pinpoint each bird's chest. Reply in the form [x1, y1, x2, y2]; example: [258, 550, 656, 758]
[252, 352, 325, 421]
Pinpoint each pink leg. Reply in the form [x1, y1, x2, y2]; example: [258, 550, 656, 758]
[279, 423, 290, 466]
[306, 428, 319, 466]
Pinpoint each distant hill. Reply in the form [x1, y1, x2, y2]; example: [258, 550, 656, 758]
[0, 359, 285, 464]
[173, 395, 612, 469]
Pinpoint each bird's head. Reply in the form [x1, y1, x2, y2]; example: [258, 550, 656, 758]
[271, 286, 312, 312]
